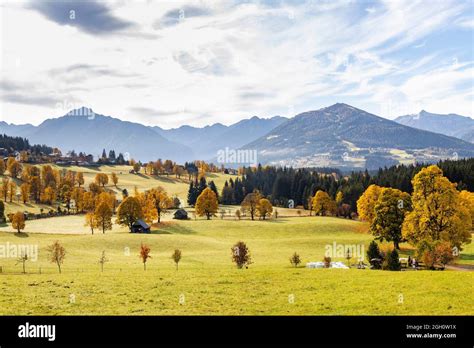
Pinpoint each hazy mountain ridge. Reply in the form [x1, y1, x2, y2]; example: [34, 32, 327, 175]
[0, 108, 193, 162]
[151, 115, 287, 159]
[394, 110, 474, 142]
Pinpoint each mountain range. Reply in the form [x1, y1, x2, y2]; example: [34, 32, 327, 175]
[1, 104, 473, 169]
[394, 110, 474, 143]
[151, 115, 286, 160]
[242, 103, 474, 169]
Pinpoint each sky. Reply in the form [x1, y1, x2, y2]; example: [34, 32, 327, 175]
[0, 0, 473, 128]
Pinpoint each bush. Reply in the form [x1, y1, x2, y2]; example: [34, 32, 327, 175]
[385, 249, 401, 271]
[289, 252, 301, 267]
[434, 241, 454, 268]
[231, 241, 252, 269]
[367, 240, 382, 269]
[323, 256, 331, 268]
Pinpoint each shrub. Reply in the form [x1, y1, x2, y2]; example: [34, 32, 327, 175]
[323, 256, 331, 268]
[289, 252, 301, 268]
[367, 240, 382, 269]
[385, 249, 401, 271]
[231, 241, 252, 269]
[434, 241, 454, 268]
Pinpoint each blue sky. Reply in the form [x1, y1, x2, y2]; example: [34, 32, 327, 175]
[0, 0, 472, 127]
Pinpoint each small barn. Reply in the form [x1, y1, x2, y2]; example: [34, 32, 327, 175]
[173, 209, 189, 220]
[131, 219, 151, 233]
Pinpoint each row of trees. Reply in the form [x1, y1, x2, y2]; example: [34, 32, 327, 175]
[223, 158, 474, 215]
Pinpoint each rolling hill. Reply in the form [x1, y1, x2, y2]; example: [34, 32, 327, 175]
[394, 110, 474, 143]
[242, 103, 474, 169]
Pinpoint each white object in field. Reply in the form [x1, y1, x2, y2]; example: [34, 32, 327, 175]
[306, 261, 349, 269]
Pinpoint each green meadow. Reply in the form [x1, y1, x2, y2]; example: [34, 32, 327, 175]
[0, 216, 472, 315]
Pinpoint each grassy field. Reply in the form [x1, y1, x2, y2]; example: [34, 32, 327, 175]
[0, 216, 472, 315]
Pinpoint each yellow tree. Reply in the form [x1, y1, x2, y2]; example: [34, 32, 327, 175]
[402, 165, 472, 251]
[82, 191, 95, 212]
[7, 158, 22, 178]
[148, 187, 172, 223]
[71, 187, 84, 213]
[241, 191, 262, 220]
[356, 184, 383, 223]
[8, 181, 16, 202]
[20, 183, 30, 204]
[116, 196, 143, 232]
[312, 190, 336, 216]
[459, 190, 474, 232]
[84, 212, 98, 234]
[370, 187, 412, 249]
[136, 192, 157, 225]
[256, 198, 273, 220]
[95, 173, 108, 187]
[110, 172, 118, 187]
[195, 187, 218, 220]
[41, 187, 56, 205]
[77, 172, 84, 187]
[1, 177, 10, 201]
[12, 211, 25, 233]
[336, 191, 344, 206]
[94, 201, 113, 234]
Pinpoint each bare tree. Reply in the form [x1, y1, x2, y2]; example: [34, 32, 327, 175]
[47, 241, 66, 273]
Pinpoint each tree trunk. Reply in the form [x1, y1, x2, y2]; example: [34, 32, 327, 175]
[394, 240, 400, 250]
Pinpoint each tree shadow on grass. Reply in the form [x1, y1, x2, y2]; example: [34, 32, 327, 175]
[151, 224, 196, 235]
[459, 253, 474, 261]
[13, 232, 29, 238]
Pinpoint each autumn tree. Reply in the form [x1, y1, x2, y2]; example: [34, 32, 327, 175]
[77, 172, 84, 187]
[95, 173, 108, 187]
[335, 191, 344, 206]
[8, 181, 16, 202]
[1, 177, 9, 202]
[357, 184, 383, 223]
[241, 191, 262, 220]
[20, 183, 30, 204]
[0, 160, 4, 175]
[94, 201, 113, 234]
[172, 249, 182, 270]
[111, 172, 118, 187]
[116, 196, 143, 232]
[84, 211, 98, 234]
[231, 241, 252, 269]
[370, 188, 412, 249]
[256, 198, 273, 220]
[7, 158, 22, 178]
[12, 211, 25, 233]
[41, 187, 56, 205]
[312, 190, 336, 216]
[140, 243, 151, 270]
[195, 187, 218, 220]
[402, 165, 472, 252]
[47, 241, 66, 273]
[148, 187, 172, 223]
[82, 191, 96, 212]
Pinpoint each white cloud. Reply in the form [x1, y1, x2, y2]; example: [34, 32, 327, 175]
[0, 0, 472, 127]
